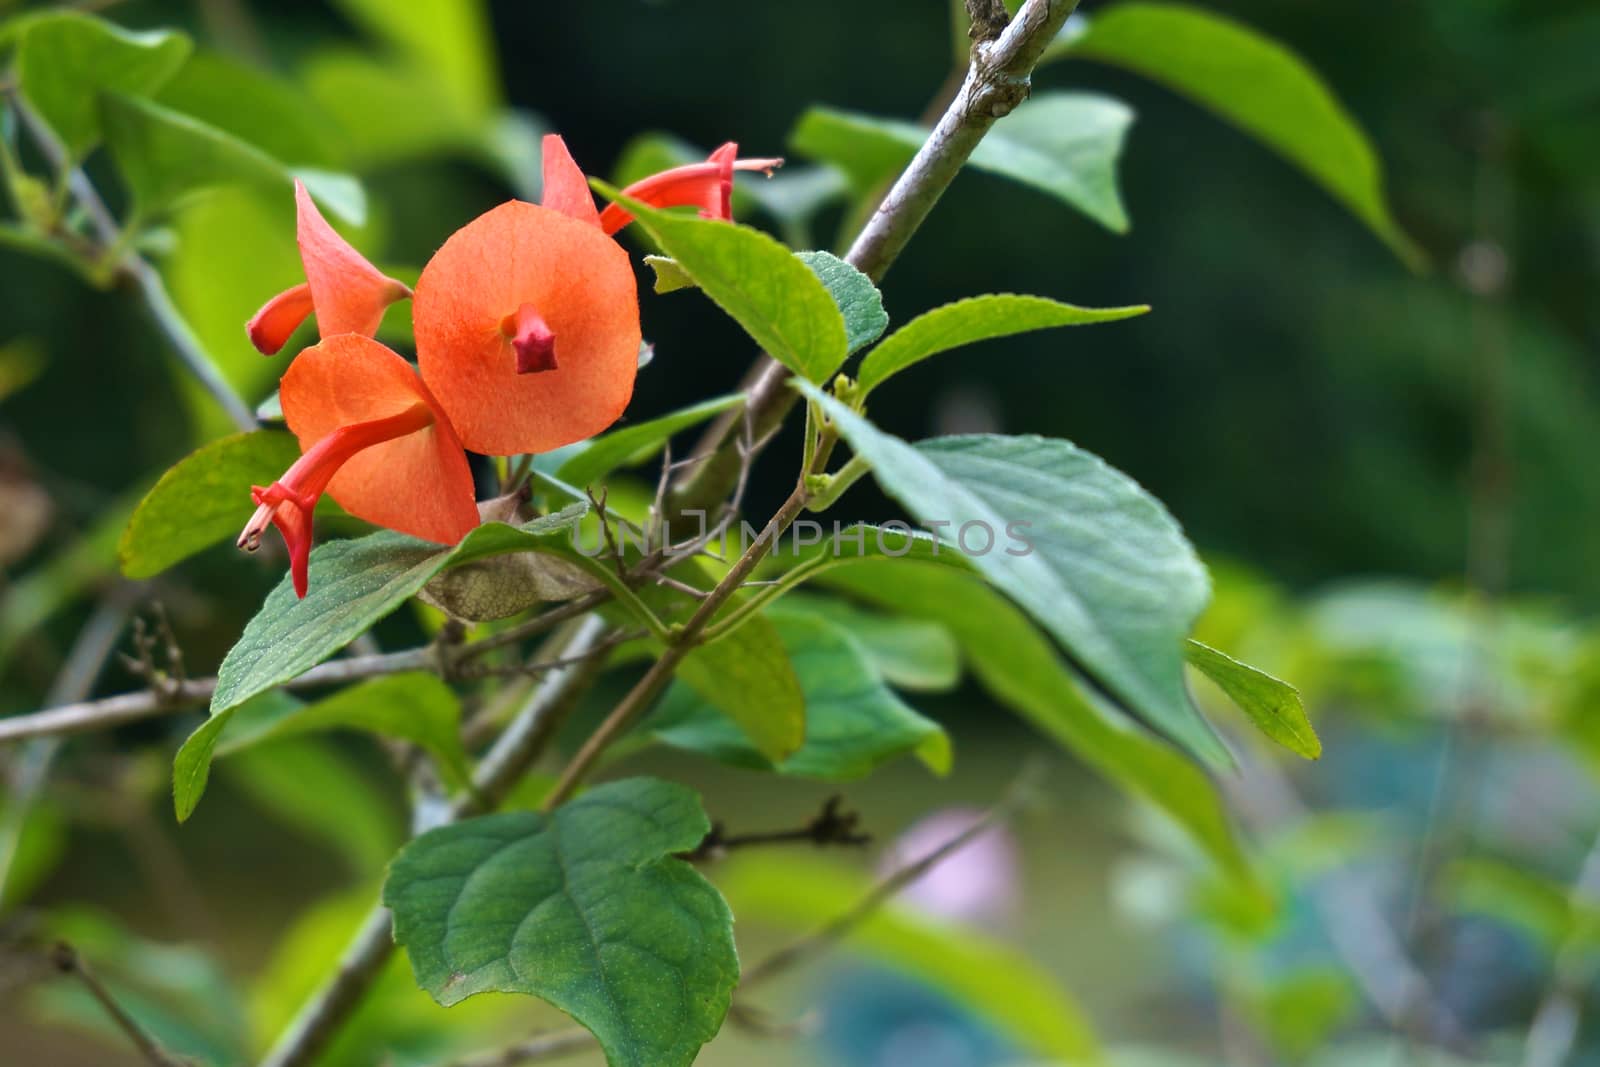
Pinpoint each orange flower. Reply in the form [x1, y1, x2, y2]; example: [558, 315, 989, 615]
[246, 182, 413, 355]
[597, 141, 783, 235]
[410, 195, 642, 457]
[238, 334, 478, 597]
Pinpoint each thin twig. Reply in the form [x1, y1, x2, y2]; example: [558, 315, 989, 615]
[50, 942, 193, 1067]
[682, 794, 870, 863]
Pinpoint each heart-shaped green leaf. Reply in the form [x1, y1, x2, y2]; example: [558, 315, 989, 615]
[385, 777, 737, 1067]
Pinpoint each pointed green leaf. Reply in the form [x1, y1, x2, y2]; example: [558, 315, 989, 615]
[100, 93, 365, 223]
[857, 294, 1147, 397]
[385, 778, 737, 1067]
[802, 390, 1226, 768]
[16, 12, 192, 158]
[210, 506, 586, 715]
[790, 92, 1134, 232]
[797, 251, 888, 354]
[643, 255, 696, 295]
[723, 855, 1098, 1061]
[782, 593, 961, 692]
[652, 611, 949, 780]
[593, 181, 849, 383]
[118, 431, 303, 580]
[1052, 2, 1422, 267]
[173, 673, 471, 821]
[817, 559, 1255, 887]
[1186, 640, 1320, 759]
[555, 394, 744, 489]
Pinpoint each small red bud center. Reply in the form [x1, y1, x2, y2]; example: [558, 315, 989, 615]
[501, 302, 558, 374]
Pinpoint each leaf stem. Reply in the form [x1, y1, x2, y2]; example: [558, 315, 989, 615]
[50, 941, 195, 1067]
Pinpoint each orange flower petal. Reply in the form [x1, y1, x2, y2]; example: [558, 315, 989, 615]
[247, 282, 316, 355]
[294, 181, 413, 339]
[280, 334, 479, 545]
[413, 201, 641, 456]
[540, 134, 600, 228]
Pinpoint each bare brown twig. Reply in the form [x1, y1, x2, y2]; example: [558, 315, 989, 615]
[50, 941, 194, 1067]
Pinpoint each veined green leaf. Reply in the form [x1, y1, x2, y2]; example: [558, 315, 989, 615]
[385, 778, 737, 1067]
[1052, 2, 1422, 267]
[173, 673, 471, 821]
[210, 505, 587, 716]
[801, 390, 1227, 768]
[797, 251, 888, 354]
[651, 611, 949, 780]
[857, 293, 1147, 396]
[16, 12, 192, 158]
[118, 430, 303, 580]
[723, 855, 1098, 1061]
[675, 612, 806, 763]
[782, 593, 961, 692]
[592, 180, 849, 383]
[790, 92, 1134, 232]
[1186, 640, 1320, 759]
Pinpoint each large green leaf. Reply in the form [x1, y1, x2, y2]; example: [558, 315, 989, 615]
[1052, 2, 1422, 266]
[210, 506, 587, 715]
[723, 855, 1098, 1062]
[173, 673, 471, 821]
[817, 560, 1254, 886]
[803, 390, 1226, 767]
[1186, 640, 1320, 759]
[118, 430, 303, 580]
[100, 93, 365, 223]
[857, 294, 1146, 396]
[652, 610, 949, 781]
[790, 93, 1134, 232]
[330, 0, 498, 120]
[594, 182, 849, 383]
[554, 394, 744, 489]
[15, 12, 192, 158]
[797, 251, 888, 354]
[385, 778, 737, 1067]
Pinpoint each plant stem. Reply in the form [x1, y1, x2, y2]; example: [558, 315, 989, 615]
[51, 941, 194, 1067]
[668, 0, 1080, 518]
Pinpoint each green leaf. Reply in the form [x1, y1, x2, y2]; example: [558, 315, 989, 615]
[1052, 2, 1422, 267]
[675, 611, 806, 763]
[723, 855, 1098, 1061]
[173, 673, 471, 822]
[782, 593, 961, 692]
[100, 93, 365, 223]
[1186, 640, 1320, 759]
[857, 293, 1147, 396]
[118, 431, 303, 580]
[593, 181, 849, 383]
[210, 506, 586, 716]
[1445, 857, 1580, 954]
[385, 778, 737, 1067]
[15, 12, 192, 158]
[643, 255, 696, 295]
[790, 92, 1134, 232]
[555, 394, 744, 489]
[815, 559, 1255, 887]
[803, 391, 1227, 768]
[797, 251, 888, 354]
[652, 611, 950, 780]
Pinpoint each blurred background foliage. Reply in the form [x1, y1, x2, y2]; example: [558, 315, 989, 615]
[2, 0, 1599, 1065]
